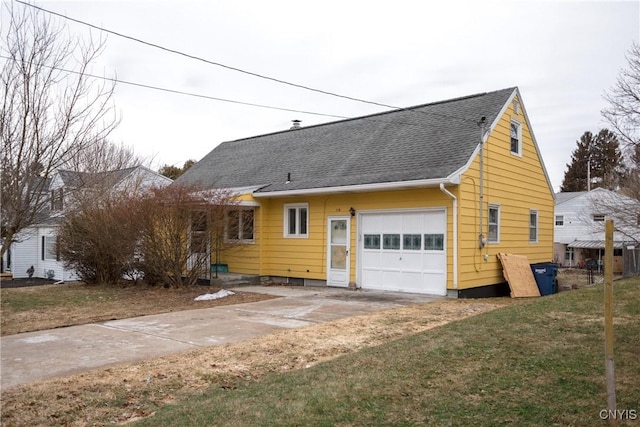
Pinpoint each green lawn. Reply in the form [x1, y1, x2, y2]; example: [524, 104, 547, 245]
[134, 278, 640, 426]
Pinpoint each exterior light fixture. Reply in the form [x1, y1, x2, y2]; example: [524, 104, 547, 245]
[349, 207, 355, 217]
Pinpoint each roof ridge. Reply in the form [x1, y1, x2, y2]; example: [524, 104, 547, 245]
[219, 87, 517, 146]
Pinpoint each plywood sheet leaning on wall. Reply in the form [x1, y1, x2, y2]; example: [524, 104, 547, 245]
[497, 253, 541, 298]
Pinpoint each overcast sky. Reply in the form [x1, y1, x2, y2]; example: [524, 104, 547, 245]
[5, 1, 640, 191]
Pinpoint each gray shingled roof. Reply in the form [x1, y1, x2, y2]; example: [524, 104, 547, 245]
[57, 167, 140, 188]
[176, 87, 516, 193]
[555, 191, 588, 205]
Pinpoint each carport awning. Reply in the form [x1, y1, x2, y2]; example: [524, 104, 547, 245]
[568, 240, 623, 249]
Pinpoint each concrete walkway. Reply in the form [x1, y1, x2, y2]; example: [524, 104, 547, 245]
[1, 286, 440, 390]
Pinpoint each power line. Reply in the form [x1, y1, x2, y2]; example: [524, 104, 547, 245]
[0, 54, 348, 119]
[15, 0, 478, 125]
[1, 53, 432, 130]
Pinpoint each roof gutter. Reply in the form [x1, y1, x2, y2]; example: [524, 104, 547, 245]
[439, 183, 458, 290]
[253, 175, 461, 198]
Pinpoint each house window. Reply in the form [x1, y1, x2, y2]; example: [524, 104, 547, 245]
[42, 236, 59, 261]
[510, 120, 522, 155]
[555, 215, 564, 226]
[189, 211, 208, 254]
[424, 234, 444, 251]
[51, 188, 63, 211]
[529, 210, 539, 243]
[226, 208, 254, 242]
[284, 203, 308, 238]
[593, 214, 605, 222]
[488, 205, 500, 243]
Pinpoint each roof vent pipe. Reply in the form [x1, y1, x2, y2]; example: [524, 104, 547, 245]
[286, 172, 291, 184]
[290, 120, 301, 130]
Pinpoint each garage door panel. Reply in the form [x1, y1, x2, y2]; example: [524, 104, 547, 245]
[382, 215, 402, 232]
[362, 269, 382, 287]
[401, 252, 423, 265]
[422, 254, 445, 270]
[359, 210, 447, 296]
[380, 252, 401, 269]
[382, 270, 401, 288]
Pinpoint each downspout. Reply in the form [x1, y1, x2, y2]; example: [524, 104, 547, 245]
[478, 116, 487, 250]
[440, 183, 458, 290]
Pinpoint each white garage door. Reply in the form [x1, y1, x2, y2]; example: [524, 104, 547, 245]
[359, 210, 447, 295]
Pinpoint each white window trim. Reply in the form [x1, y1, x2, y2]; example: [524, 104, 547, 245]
[44, 235, 57, 261]
[284, 203, 309, 238]
[510, 118, 522, 157]
[225, 208, 255, 243]
[555, 215, 564, 227]
[488, 204, 500, 243]
[529, 209, 539, 243]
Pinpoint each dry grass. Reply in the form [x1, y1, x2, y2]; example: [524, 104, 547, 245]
[0, 292, 511, 426]
[0, 282, 278, 336]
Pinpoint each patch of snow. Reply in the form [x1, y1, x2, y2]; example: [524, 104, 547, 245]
[194, 289, 235, 301]
[20, 334, 60, 344]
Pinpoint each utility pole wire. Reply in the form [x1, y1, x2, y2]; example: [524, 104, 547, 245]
[16, 0, 477, 124]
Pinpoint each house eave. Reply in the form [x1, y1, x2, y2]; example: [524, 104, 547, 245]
[253, 176, 460, 198]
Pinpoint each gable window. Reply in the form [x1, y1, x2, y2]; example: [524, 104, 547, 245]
[510, 119, 522, 156]
[284, 203, 308, 238]
[529, 210, 539, 243]
[488, 204, 500, 243]
[226, 208, 254, 242]
[593, 214, 605, 222]
[189, 211, 208, 254]
[51, 188, 63, 211]
[555, 215, 564, 226]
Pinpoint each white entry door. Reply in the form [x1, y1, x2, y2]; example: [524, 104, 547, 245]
[327, 216, 350, 287]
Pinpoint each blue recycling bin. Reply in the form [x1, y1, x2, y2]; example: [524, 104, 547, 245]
[530, 262, 558, 296]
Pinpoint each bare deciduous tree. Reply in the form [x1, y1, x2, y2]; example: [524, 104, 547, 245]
[1, 2, 118, 258]
[64, 140, 144, 173]
[603, 42, 640, 150]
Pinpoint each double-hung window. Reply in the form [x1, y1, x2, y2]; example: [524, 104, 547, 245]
[555, 215, 564, 226]
[226, 208, 254, 242]
[529, 210, 539, 243]
[488, 204, 500, 243]
[510, 119, 522, 156]
[284, 203, 308, 238]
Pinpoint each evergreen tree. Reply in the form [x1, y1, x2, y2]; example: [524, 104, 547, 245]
[560, 132, 593, 192]
[560, 129, 624, 192]
[159, 159, 196, 180]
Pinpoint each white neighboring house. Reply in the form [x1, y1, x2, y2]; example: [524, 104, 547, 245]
[5, 166, 172, 280]
[554, 187, 640, 274]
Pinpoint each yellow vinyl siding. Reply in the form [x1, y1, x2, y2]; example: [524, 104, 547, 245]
[457, 95, 554, 289]
[259, 189, 453, 285]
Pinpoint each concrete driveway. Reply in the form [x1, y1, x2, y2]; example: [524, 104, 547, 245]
[1, 286, 440, 390]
